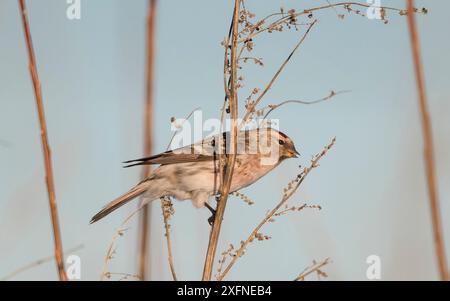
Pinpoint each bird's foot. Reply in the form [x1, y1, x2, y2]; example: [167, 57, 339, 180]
[208, 214, 215, 226]
[205, 203, 216, 226]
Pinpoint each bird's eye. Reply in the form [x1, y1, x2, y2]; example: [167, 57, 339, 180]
[278, 139, 285, 145]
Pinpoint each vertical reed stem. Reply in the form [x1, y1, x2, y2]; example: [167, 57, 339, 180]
[138, 0, 157, 281]
[406, 0, 449, 281]
[202, 0, 241, 281]
[18, 0, 67, 281]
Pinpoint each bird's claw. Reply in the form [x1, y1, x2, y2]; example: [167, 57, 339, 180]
[208, 213, 216, 226]
[205, 203, 216, 226]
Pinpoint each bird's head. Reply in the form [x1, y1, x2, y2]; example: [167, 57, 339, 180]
[246, 128, 299, 165]
[272, 129, 300, 160]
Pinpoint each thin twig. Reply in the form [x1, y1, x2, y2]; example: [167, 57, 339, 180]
[294, 258, 330, 281]
[138, 0, 157, 281]
[261, 90, 350, 119]
[101, 206, 144, 281]
[238, 2, 409, 43]
[236, 1, 423, 127]
[166, 107, 201, 149]
[100, 187, 170, 281]
[160, 197, 177, 280]
[1, 245, 84, 281]
[161, 108, 201, 281]
[217, 138, 336, 280]
[406, 0, 448, 281]
[104, 272, 141, 281]
[215, 244, 235, 280]
[220, 17, 235, 133]
[17, 0, 67, 281]
[202, 0, 241, 281]
[240, 20, 317, 128]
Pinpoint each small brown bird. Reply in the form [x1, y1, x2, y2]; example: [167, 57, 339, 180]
[90, 128, 299, 224]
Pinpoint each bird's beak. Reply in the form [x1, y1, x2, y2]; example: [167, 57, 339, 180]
[288, 147, 300, 158]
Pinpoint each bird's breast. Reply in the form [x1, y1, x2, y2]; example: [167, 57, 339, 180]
[155, 155, 278, 198]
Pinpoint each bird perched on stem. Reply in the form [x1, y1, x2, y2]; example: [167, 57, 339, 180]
[90, 128, 299, 224]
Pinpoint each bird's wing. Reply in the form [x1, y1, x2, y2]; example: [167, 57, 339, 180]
[123, 135, 223, 167]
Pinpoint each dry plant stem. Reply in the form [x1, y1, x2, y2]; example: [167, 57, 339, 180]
[217, 138, 336, 281]
[147, 108, 199, 281]
[138, 201, 150, 280]
[202, 0, 241, 281]
[240, 20, 317, 128]
[294, 258, 330, 281]
[262, 90, 349, 119]
[161, 198, 178, 281]
[220, 20, 234, 131]
[1, 245, 83, 281]
[18, 0, 67, 281]
[100, 197, 172, 281]
[166, 107, 201, 149]
[138, 0, 157, 281]
[406, 0, 449, 281]
[238, 2, 405, 43]
[104, 272, 140, 281]
[101, 206, 144, 281]
[160, 108, 203, 281]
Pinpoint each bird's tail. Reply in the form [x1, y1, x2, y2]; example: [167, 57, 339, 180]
[90, 181, 150, 224]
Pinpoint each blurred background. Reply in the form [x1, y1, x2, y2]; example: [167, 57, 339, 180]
[1, 0, 449, 280]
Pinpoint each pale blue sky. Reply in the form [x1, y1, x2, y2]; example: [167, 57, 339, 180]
[1, 0, 449, 280]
